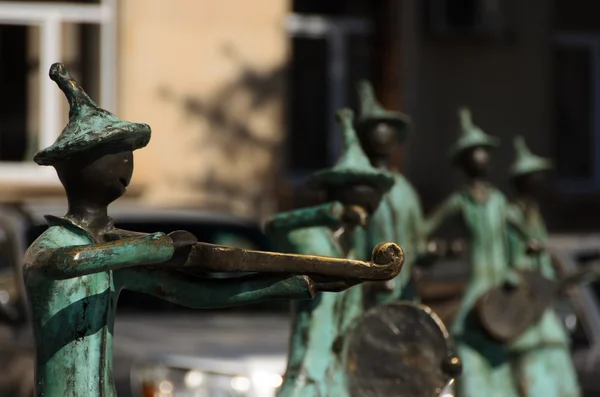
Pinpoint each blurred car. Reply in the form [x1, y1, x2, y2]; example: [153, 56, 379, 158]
[0, 201, 293, 397]
[416, 235, 600, 397]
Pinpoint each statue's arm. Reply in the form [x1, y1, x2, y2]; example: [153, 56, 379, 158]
[27, 233, 174, 279]
[117, 267, 315, 308]
[505, 207, 544, 255]
[423, 194, 461, 237]
[265, 202, 344, 235]
[411, 202, 437, 266]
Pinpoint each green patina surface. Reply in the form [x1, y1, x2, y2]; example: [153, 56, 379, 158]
[272, 108, 393, 397]
[268, 203, 367, 397]
[24, 63, 335, 397]
[446, 108, 499, 161]
[424, 108, 519, 397]
[506, 201, 580, 397]
[506, 137, 580, 397]
[354, 80, 426, 306]
[24, 217, 315, 397]
[425, 186, 520, 397]
[363, 172, 426, 305]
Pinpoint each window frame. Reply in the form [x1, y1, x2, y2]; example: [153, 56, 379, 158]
[284, 14, 372, 183]
[555, 33, 600, 193]
[0, 1, 117, 187]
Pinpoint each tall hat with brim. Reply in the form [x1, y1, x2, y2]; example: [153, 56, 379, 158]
[307, 108, 395, 192]
[355, 80, 411, 140]
[509, 136, 553, 178]
[447, 107, 499, 161]
[33, 63, 151, 166]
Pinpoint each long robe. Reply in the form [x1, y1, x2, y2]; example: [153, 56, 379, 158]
[507, 200, 580, 397]
[364, 172, 426, 305]
[425, 186, 519, 397]
[268, 203, 367, 397]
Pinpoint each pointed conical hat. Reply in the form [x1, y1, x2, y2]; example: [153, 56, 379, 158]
[307, 108, 394, 192]
[355, 80, 411, 140]
[447, 107, 499, 160]
[34, 63, 151, 165]
[509, 136, 552, 178]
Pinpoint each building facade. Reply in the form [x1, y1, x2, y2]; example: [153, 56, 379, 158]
[0, 0, 597, 231]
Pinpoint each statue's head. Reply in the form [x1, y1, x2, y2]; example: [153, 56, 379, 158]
[327, 183, 383, 224]
[354, 80, 411, 163]
[33, 63, 150, 207]
[509, 136, 553, 197]
[456, 145, 491, 178]
[512, 171, 546, 197]
[448, 107, 498, 178]
[306, 108, 395, 228]
[357, 122, 400, 160]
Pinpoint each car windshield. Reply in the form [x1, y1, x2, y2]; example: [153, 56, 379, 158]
[25, 218, 290, 314]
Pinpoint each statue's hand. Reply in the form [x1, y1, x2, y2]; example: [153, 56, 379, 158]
[427, 239, 445, 257]
[526, 238, 544, 255]
[308, 274, 361, 292]
[448, 238, 466, 258]
[503, 269, 522, 290]
[167, 231, 198, 266]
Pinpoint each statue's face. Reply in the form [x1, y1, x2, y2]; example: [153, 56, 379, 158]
[57, 147, 134, 206]
[513, 171, 545, 196]
[84, 150, 134, 202]
[458, 146, 490, 177]
[360, 123, 398, 159]
[329, 183, 384, 225]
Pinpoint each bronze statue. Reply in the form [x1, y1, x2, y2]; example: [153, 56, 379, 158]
[424, 108, 529, 397]
[355, 80, 433, 306]
[270, 109, 458, 397]
[23, 64, 402, 397]
[504, 137, 581, 397]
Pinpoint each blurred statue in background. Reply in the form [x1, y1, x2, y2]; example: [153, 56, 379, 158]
[23, 65, 403, 397]
[269, 109, 459, 397]
[268, 108, 401, 397]
[505, 137, 581, 397]
[355, 80, 434, 306]
[424, 108, 535, 397]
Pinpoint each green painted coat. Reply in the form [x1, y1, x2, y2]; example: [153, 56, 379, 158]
[364, 172, 426, 304]
[425, 186, 519, 397]
[507, 201, 580, 397]
[24, 216, 315, 397]
[268, 203, 367, 397]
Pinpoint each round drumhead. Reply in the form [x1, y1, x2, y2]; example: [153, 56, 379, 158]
[475, 284, 535, 342]
[346, 302, 461, 397]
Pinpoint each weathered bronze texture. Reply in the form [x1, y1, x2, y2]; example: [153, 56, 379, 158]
[504, 136, 581, 397]
[355, 80, 432, 305]
[425, 108, 529, 397]
[345, 302, 461, 397]
[23, 65, 402, 397]
[272, 109, 402, 397]
[477, 266, 600, 343]
[185, 241, 403, 280]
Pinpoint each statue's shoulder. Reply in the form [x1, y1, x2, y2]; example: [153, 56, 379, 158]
[24, 217, 93, 271]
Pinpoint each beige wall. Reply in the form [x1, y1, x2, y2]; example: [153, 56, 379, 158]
[118, 0, 289, 221]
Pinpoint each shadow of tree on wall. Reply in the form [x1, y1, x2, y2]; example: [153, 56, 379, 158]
[157, 44, 287, 219]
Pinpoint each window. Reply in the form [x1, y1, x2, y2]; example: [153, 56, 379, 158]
[0, 0, 116, 186]
[423, 0, 505, 36]
[284, 14, 372, 182]
[554, 34, 600, 192]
